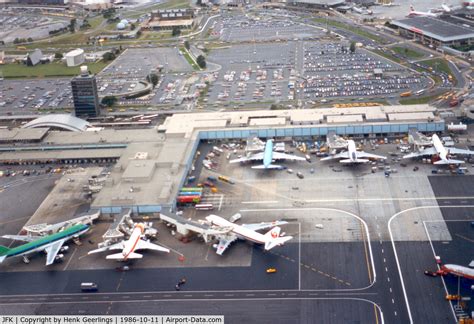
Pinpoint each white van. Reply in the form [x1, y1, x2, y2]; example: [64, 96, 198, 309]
[81, 282, 98, 292]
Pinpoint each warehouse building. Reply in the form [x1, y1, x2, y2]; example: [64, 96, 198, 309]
[392, 16, 474, 48]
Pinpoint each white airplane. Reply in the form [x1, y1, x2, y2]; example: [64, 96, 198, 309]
[205, 214, 293, 255]
[439, 264, 474, 280]
[430, 3, 454, 13]
[88, 223, 169, 261]
[320, 140, 386, 164]
[403, 134, 474, 164]
[230, 139, 305, 169]
[407, 5, 438, 17]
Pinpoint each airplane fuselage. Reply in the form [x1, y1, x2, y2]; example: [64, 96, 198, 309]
[207, 215, 268, 244]
[441, 264, 474, 280]
[1, 224, 89, 261]
[432, 134, 448, 162]
[262, 139, 274, 168]
[122, 224, 145, 260]
[348, 140, 357, 162]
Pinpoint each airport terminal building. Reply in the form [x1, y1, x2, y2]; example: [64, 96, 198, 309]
[0, 105, 444, 214]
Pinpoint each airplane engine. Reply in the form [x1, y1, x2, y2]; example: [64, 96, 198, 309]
[60, 245, 69, 253]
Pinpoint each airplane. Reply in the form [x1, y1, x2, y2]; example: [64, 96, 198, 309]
[438, 264, 474, 279]
[407, 5, 438, 17]
[430, 3, 454, 13]
[402, 134, 474, 164]
[88, 223, 170, 261]
[205, 214, 293, 255]
[0, 223, 89, 266]
[230, 139, 305, 169]
[320, 140, 386, 164]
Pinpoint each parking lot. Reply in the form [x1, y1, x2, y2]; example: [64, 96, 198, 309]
[301, 43, 427, 100]
[1, 79, 72, 115]
[206, 42, 296, 105]
[0, 8, 69, 44]
[215, 12, 324, 42]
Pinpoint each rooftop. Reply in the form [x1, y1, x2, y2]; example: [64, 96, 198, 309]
[393, 16, 474, 42]
[159, 105, 440, 137]
[22, 114, 91, 132]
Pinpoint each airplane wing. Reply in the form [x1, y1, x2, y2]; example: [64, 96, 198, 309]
[271, 152, 306, 161]
[356, 151, 386, 160]
[44, 240, 66, 266]
[2, 235, 38, 242]
[88, 242, 124, 254]
[448, 148, 474, 155]
[320, 151, 350, 161]
[135, 240, 170, 253]
[229, 152, 265, 163]
[215, 235, 238, 255]
[403, 147, 437, 159]
[241, 221, 288, 232]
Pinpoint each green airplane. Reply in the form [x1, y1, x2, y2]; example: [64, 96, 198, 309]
[0, 223, 89, 266]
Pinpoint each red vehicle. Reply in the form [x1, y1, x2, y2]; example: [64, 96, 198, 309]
[177, 195, 201, 204]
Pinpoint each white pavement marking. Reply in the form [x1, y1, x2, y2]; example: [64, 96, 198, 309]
[298, 222, 301, 291]
[389, 206, 474, 324]
[240, 207, 377, 288]
[62, 248, 77, 271]
[241, 201, 279, 204]
[218, 194, 224, 211]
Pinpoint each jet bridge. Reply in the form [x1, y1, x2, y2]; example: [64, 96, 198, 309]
[326, 131, 348, 150]
[160, 213, 232, 243]
[408, 128, 432, 150]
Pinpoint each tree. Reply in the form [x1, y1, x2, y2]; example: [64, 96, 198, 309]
[136, 30, 142, 38]
[130, 23, 136, 30]
[349, 41, 356, 53]
[172, 26, 181, 37]
[102, 52, 116, 61]
[101, 96, 117, 107]
[196, 55, 206, 69]
[184, 40, 190, 50]
[69, 18, 76, 33]
[196, 0, 202, 5]
[27, 37, 33, 43]
[146, 73, 159, 88]
[54, 52, 63, 59]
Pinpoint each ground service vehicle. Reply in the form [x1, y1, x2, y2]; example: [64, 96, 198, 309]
[81, 283, 98, 292]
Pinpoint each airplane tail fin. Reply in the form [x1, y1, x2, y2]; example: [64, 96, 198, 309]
[264, 235, 293, 251]
[252, 164, 282, 169]
[263, 227, 293, 250]
[0, 245, 10, 263]
[340, 158, 369, 164]
[434, 159, 464, 165]
[264, 226, 281, 239]
[106, 252, 143, 260]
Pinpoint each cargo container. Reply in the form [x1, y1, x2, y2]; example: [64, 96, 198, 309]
[177, 195, 201, 204]
[180, 187, 203, 192]
[178, 191, 202, 196]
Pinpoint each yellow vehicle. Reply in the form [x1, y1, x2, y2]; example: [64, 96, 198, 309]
[16, 46, 27, 50]
[445, 294, 461, 301]
[210, 187, 218, 193]
[400, 91, 412, 97]
[266, 268, 277, 274]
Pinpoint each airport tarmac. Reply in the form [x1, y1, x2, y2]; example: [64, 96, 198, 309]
[1, 139, 473, 322]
